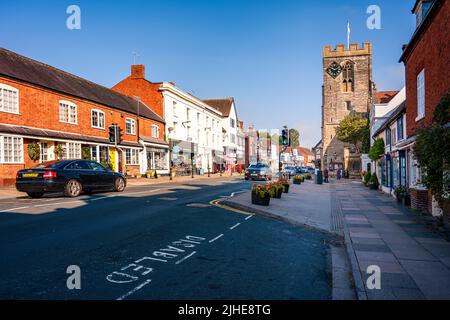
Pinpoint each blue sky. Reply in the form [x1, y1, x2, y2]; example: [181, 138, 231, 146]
[1, 0, 415, 147]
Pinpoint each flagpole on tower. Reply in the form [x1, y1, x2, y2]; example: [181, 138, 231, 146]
[347, 20, 351, 49]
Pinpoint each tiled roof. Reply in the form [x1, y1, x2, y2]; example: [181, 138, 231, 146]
[0, 48, 164, 123]
[203, 98, 234, 117]
[377, 91, 400, 104]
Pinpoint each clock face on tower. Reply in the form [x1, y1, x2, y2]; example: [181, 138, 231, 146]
[326, 62, 342, 79]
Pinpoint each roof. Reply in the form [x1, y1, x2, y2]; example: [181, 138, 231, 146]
[377, 91, 400, 104]
[0, 124, 141, 148]
[203, 98, 235, 117]
[372, 101, 407, 137]
[0, 48, 164, 123]
[297, 147, 314, 157]
[400, 0, 443, 63]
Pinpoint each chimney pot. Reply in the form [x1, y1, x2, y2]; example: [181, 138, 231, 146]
[131, 65, 145, 79]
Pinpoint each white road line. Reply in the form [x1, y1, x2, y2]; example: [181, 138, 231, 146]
[175, 251, 197, 265]
[33, 200, 83, 208]
[89, 196, 114, 202]
[245, 215, 254, 220]
[0, 206, 30, 213]
[116, 279, 152, 301]
[209, 234, 224, 243]
[230, 223, 241, 230]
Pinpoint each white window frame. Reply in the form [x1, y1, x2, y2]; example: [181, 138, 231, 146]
[416, 69, 425, 121]
[62, 142, 81, 160]
[0, 83, 20, 114]
[151, 125, 160, 139]
[40, 142, 49, 163]
[125, 118, 136, 135]
[125, 148, 139, 165]
[91, 109, 105, 129]
[0, 135, 24, 164]
[59, 100, 77, 125]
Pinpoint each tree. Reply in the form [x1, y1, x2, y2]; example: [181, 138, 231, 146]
[336, 114, 370, 153]
[289, 129, 300, 148]
[414, 93, 450, 208]
[369, 138, 385, 161]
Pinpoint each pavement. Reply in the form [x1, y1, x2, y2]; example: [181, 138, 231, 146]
[224, 179, 450, 300]
[0, 177, 332, 300]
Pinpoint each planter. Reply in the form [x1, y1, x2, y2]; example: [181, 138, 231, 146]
[283, 184, 290, 193]
[396, 196, 403, 203]
[293, 180, 302, 185]
[251, 193, 271, 206]
[370, 183, 379, 190]
[403, 195, 411, 207]
[271, 189, 283, 199]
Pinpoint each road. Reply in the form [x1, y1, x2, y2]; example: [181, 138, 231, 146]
[0, 178, 332, 300]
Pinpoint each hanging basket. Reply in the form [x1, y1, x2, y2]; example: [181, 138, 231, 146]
[28, 142, 41, 161]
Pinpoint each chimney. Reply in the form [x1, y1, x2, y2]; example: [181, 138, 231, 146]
[131, 65, 145, 79]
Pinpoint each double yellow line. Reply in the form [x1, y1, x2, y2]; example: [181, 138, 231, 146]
[209, 198, 254, 216]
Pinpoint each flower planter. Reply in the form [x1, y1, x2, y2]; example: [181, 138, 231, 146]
[293, 180, 302, 185]
[251, 193, 271, 206]
[283, 184, 290, 193]
[403, 195, 411, 207]
[271, 189, 283, 199]
[370, 183, 379, 190]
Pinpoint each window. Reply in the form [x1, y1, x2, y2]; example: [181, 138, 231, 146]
[173, 101, 177, 117]
[397, 116, 404, 140]
[197, 113, 200, 125]
[0, 84, 19, 114]
[346, 101, 352, 111]
[59, 101, 77, 124]
[186, 108, 190, 121]
[342, 62, 354, 93]
[126, 118, 136, 135]
[89, 161, 106, 171]
[40, 143, 49, 163]
[66, 161, 90, 170]
[385, 129, 391, 146]
[0, 136, 23, 163]
[125, 149, 139, 165]
[91, 109, 105, 129]
[151, 125, 160, 139]
[417, 69, 425, 120]
[62, 143, 81, 160]
[230, 118, 235, 128]
[231, 133, 236, 144]
[391, 127, 397, 145]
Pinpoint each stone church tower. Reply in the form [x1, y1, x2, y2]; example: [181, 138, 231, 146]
[321, 43, 375, 175]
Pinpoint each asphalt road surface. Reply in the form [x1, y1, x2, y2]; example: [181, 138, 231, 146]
[0, 178, 332, 300]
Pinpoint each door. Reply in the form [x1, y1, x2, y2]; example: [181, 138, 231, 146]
[88, 161, 114, 188]
[65, 161, 94, 189]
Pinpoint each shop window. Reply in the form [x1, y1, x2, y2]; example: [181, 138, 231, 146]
[0, 135, 23, 163]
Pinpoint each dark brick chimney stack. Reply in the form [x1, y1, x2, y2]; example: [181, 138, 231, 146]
[131, 65, 145, 79]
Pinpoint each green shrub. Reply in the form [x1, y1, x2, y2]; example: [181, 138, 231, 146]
[364, 171, 371, 186]
[369, 173, 379, 187]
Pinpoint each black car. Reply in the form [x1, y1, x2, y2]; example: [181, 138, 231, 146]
[16, 160, 127, 198]
[245, 163, 273, 181]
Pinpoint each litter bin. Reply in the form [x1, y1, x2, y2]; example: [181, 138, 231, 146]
[315, 170, 323, 185]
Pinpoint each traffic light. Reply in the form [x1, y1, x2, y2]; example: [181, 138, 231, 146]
[116, 126, 123, 145]
[281, 128, 290, 146]
[109, 124, 116, 143]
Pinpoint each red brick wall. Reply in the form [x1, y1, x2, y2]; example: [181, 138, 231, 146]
[112, 75, 165, 119]
[0, 76, 164, 144]
[410, 188, 430, 213]
[404, 0, 450, 137]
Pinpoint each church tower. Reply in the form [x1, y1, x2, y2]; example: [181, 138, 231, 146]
[321, 42, 375, 175]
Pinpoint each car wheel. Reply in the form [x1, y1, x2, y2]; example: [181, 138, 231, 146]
[64, 179, 82, 198]
[27, 192, 44, 199]
[114, 177, 126, 192]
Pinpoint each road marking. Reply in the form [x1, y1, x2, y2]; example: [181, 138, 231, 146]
[89, 196, 114, 201]
[245, 215, 254, 220]
[33, 200, 83, 207]
[0, 206, 31, 213]
[209, 234, 224, 243]
[116, 279, 152, 301]
[175, 251, 197, 265]
[230, 223, 241, 230]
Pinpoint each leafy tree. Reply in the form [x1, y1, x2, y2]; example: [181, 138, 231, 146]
[369, 138, 385, 161]
[414, 93, 450, 207]
[289, 129, 300, 148]
[336, 114, 369, 154]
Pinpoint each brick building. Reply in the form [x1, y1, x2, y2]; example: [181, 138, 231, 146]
[0, 48, 165, 186]
[399, 0, 450, 214]
[321, 43, 376, 177]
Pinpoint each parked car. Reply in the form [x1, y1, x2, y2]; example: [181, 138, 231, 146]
[282, 166, 297, 178]
[245, 163, 273, 181]
[16, 160, 127, 198]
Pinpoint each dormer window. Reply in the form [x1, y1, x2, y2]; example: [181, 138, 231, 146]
[415, 0, 433, 27]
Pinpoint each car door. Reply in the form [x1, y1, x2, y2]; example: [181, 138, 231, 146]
[88, 161, 115, 189]
[65, 161, 93, 189]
